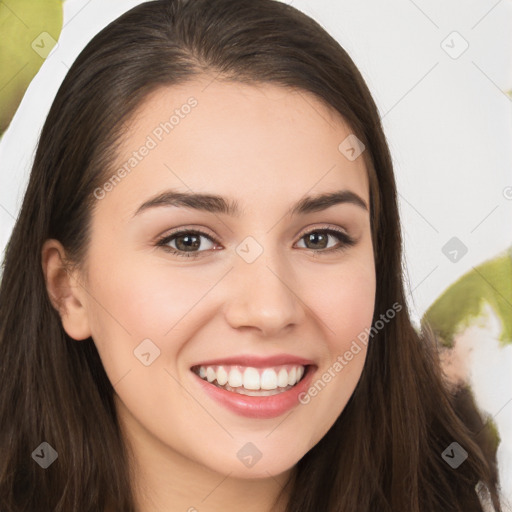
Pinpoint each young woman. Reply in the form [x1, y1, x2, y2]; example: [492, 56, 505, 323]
[0, 0, 506, 510]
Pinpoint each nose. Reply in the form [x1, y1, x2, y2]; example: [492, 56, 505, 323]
[223, 245, 306, 337]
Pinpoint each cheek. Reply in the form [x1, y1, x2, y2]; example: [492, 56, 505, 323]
[296, 258, 375, 434]
[84, 252, 223, 384]
[82, 256, 174, 378]
[309, 258, 376, 349]
[89, 254, 207, 338]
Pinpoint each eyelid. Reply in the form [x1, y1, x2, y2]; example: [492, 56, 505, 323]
[295, 223, 351, 240]
[157, 223, 352, 242]
[156, 225, 216, 242]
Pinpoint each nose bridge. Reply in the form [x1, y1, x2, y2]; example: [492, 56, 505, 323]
[223, 235, 305, 335]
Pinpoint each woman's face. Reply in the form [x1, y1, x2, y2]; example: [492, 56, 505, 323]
[66, 78, 375, 480]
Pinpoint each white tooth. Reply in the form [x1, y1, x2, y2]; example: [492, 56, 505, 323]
[296, 366, 304, 381]
[206, 367, 216, 383]
[243, 367, 260, 390]
[199, 366, 206, 378]
[277, 368, 289, 388]
[228, 368, 243, 388]
[216, 366, 228, 386]
[233, 387, 289, 396]
[260, 369, 278, 390]
[288, 367, 297, 386]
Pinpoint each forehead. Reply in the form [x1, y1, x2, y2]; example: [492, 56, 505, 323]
[98, 78, 370, 221]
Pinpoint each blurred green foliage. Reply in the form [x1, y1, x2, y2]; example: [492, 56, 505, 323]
[0, 0, 64, 136]
[423, 246, 512, 348]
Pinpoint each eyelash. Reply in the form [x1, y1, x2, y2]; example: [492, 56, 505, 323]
[155, 225, 357, 259]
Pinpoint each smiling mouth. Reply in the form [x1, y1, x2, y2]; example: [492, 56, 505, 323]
[190, 363, 311, 396]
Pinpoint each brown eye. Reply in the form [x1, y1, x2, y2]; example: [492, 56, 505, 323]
[303, 231, 329, 250]
[296, 228, 356, 254]
[174, 233, 202, 251]
[156, 230, 217, 257]
[156, 226, 356, 259]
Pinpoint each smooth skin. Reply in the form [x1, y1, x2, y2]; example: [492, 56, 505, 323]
[42, 77, 376, 512]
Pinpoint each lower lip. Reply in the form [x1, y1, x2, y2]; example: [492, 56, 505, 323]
[191, 365, 316, 419]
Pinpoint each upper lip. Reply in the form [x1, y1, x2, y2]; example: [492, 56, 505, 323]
[190, 354, 316, 369]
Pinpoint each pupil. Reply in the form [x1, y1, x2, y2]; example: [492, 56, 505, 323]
[177, 234, 199, 251]
[308, 232, 326, 249]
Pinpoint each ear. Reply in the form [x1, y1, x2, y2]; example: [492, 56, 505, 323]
[41, 239, 92, 341]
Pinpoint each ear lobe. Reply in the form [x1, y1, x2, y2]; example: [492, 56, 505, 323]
[41, 239, 92, 341]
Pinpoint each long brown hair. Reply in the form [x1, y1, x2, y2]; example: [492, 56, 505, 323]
[0, 0, 505, 510]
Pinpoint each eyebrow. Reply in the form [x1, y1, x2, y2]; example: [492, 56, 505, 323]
[132, 189, 368, 218]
